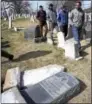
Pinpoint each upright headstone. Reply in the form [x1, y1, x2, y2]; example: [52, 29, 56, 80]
[21, 72, 80, 104]
[24, 25, 37, 40]
[47, 32, 53, 45]
[64, 38, 81, 60]
[2, 87, 26, 103]
[14, 27, 17, 32]
[57, 32, 65, 49]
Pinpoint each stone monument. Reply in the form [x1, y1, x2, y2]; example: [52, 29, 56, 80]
[2, 87, 26, 103]
[57, 32, 65, 49]
[64, 38, 82, 60]
[21, 71, 80, 104]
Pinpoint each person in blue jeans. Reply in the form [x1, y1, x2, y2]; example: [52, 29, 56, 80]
[69, 1, 84, 52]
[57, 5, 68, 37]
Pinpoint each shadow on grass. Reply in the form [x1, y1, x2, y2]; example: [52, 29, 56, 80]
[82, 42, 91, 51]
[66, 79, 87, 104]
[1, 41, 10, 48]
[14, 50, 52, 62]
[80, 51, 88, 58]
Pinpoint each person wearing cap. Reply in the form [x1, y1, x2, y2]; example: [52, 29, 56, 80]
[36, 5, 48, 41]
[69, 1, 84, 52]
[57, 5, 68, 37]
[47, 4, 57, 45]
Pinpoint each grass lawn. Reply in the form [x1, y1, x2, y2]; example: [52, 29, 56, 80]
[1, 18, 91, 103]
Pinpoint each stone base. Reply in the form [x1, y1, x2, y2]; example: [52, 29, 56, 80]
[3, 67, 20, 91]
[2, 87, 26, 103]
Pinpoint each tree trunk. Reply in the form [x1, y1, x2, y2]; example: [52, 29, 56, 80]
[8, 16, 12, 29]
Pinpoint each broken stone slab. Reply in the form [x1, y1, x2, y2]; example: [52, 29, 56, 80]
[22, 64, 65, 88]
[21, 71, 80, 104]
[2, 87, 26, 103]
[3, 67, 20, 91]
[57, 32, 65, 49]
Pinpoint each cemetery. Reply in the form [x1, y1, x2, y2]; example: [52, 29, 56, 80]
[1, 0, 91, 104]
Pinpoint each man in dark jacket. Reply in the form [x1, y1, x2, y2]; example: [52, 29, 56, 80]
[36, 5, 48, 40]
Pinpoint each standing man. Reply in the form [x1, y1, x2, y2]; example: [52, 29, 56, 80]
[69, 1, 84, 52]
[36, 5, 48, 41]
[57, 5, 68, 37]
[47, 4, 57, 45]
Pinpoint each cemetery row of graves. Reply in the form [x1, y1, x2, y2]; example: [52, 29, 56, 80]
[1, 15, 91, 103]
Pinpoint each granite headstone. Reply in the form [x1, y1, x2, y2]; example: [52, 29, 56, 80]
[21, 72, 80, 104]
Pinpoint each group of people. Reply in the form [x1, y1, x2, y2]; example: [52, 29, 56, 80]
[36, 1, 84, 54]
[1, 1, 85, 61]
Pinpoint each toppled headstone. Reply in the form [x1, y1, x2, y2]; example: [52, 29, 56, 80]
[2, 87, 26, 103]
[57, 32, 65, 49]
[22, 64, 65, 87]
[3, 67, 20, 91]
[21, 71, 80, 104]
[64, 38, 82, 60]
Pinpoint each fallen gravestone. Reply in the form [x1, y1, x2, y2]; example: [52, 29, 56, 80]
[22, 64, 65, 88]
[21, 71, 80, 104]
[2, 87, 26, 103]
[3, 67, 20, 91]
[3, 64, 64, 90]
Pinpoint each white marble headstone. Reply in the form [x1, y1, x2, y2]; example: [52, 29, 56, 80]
[22, 64, 65, 87]
[57, 32, 65, 49]
[2, 87, 26, 103]
[30, 15, 35, 23]
[64, 38, 80, 59]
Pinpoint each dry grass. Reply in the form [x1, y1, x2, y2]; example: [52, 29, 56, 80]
[1, 18, 91, 103]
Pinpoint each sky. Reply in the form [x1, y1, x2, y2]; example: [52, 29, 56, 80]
[30, 1, 47, 11]
[82, 0, 91, 9]
[30, 0, 91, 11]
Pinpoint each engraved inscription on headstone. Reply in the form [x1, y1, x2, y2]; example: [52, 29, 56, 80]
[21, 72, 80, 104]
